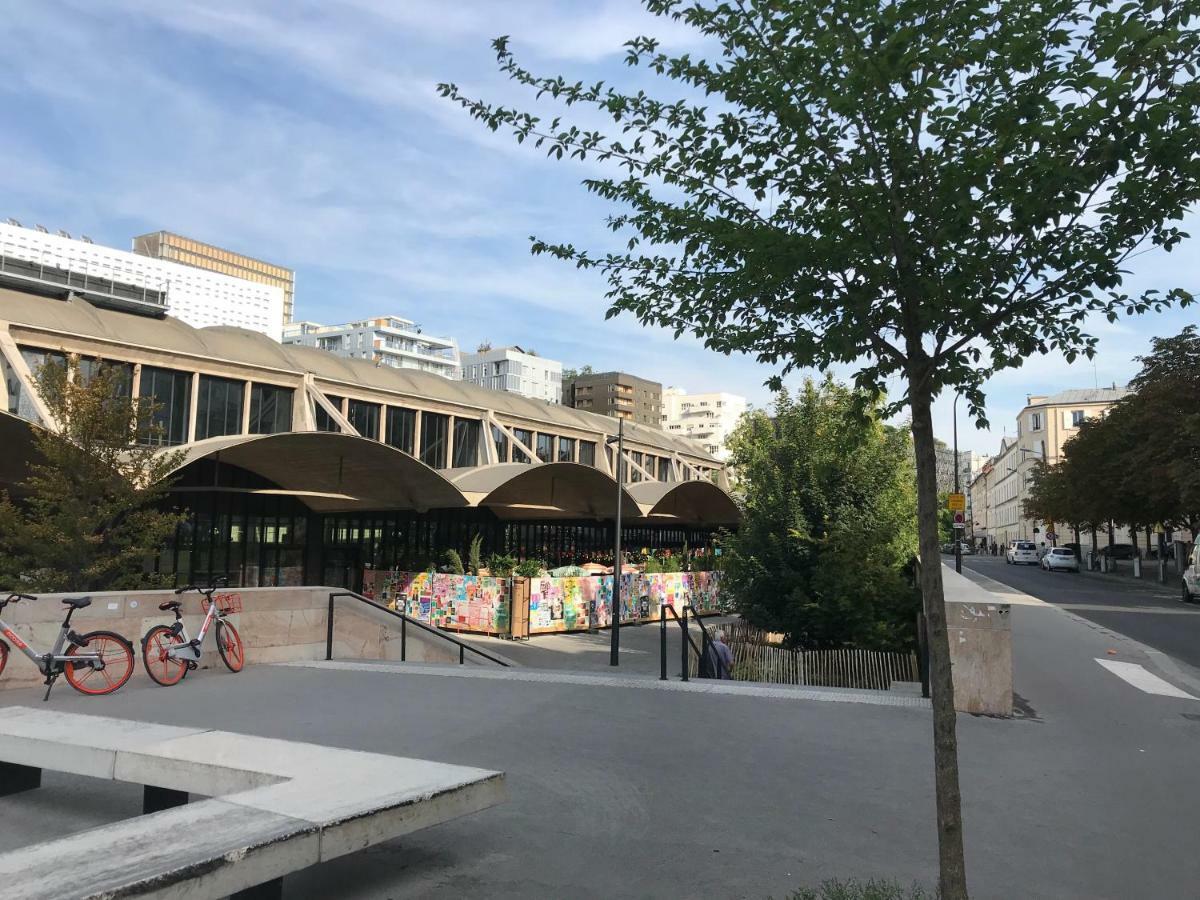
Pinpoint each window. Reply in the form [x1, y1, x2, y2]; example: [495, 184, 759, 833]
[452, 418, 481, 467]
[578, 441, 596, 467]
[77, 358, 134, 397]
[492, 424, 509, 463]
[249, 384, 293, 434]
[629, 451, 643, 483]
[348, 400, 380, 440]
[1030, 412, 1042, 431]
[558, 437, 576, 462]
[658, 457, 673, 481]
[420, 412, 449, 468]
[314, 395, 345, 432]
[1071, 409, 1085, 427]
[536, 433, 555, 463]
[386, 407, 416, 454]
[512, 428, 532, 464]
[195, 375, 245, 440]
[138, 366, 190, 446]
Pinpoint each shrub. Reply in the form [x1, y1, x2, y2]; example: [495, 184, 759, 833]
[786, 878, 934, 900]
[513, 558, 546, 578]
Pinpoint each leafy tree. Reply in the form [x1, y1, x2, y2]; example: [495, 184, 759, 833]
[561, 364, 595, 382]
[442, 3, 1200, 894]
[0, 358, 186, 592]
[724, 380, 921, 652]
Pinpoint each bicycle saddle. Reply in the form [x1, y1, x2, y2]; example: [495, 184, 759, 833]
[61, 597, 91, 609]
[158, 600, 181, 612]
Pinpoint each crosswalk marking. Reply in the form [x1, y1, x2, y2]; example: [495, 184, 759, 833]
[1095, 659, 1197, 700]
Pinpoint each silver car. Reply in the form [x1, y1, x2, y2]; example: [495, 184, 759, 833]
[1041, 547, 1079, 573]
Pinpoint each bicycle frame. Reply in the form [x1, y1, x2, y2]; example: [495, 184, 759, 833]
[0, 610, 102, 676]
[164, 595, 226, 662]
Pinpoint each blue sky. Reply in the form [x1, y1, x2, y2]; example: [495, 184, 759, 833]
[2, 1, 1195, 456]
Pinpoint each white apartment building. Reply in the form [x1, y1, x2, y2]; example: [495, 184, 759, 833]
[0, 221, 284, 340]
[460, 346, 562, 404]
[283, 317, 460, 379]
[661, 388, 748, 461]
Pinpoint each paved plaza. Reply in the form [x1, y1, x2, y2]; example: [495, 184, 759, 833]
[2, 574, 1200, 899]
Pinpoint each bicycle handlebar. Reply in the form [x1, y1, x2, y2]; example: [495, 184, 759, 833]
[3, 593, 36, 604]
[175, 575, 229, 596]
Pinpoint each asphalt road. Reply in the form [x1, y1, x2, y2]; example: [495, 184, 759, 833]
[961, 553, 1200, 676]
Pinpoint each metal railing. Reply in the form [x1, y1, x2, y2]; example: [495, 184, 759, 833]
[0, 252, 168, 313]
[325, 591, 510, 667]
[659, 604, 728, 681]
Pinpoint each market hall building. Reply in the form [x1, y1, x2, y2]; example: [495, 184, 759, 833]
[0, 280, 739, 592]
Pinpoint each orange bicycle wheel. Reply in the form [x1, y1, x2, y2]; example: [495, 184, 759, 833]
[141, 625, 189, 686]
[215, 620, 244, 672]
[64, 631, 135, 696]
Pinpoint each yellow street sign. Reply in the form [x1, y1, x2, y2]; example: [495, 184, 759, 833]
[947, 493, 966, 512]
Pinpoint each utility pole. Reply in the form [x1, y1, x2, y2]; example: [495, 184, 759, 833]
[606, 418, 624, 666]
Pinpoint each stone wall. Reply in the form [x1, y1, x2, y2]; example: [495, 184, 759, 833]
[0, 586, 470, 691]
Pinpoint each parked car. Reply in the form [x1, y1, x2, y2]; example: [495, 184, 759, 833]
[1006, 540, 1040, 565]
[941, 543, 955, 555]
[1183, 544, 1200, 603]
[956, 541, 975, 555]
[1040, 547, 1080, 573]
[1062, 542, 1083, 561]
[1098, 543, 1140, 560]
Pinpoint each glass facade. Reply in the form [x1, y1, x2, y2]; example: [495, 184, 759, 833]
[249, 384, 293, 434]
[557, 437, 575, 463]
[579, 441, 596, 467]
[385, 406, 416, 455]
[452, 418, 481, 468]
[138, 366, 191, 446]
[658, 456, 673, 481]
[512, 428, 532, 464]
[195, 375, 245, 440]
[420, 412, 449, 468]
[315, 395, 344, 432]
[630, 451, 644, 483]
[348, 399, 380, 440]
[536, 432, 554, 463]
[491, 424, 509, 463]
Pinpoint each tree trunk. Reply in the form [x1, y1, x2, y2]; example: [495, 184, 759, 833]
[907, 380, 969, 900]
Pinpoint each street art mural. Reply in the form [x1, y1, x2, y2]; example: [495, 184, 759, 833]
[362, 569, 722, 636]
[362, 569, 511, 634]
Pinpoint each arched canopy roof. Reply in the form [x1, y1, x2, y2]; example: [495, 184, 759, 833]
[627, 480, 742, 526]
[160, 432, 468, 513]
[0, 411, 41, 490]
[447, 462, 640, 520]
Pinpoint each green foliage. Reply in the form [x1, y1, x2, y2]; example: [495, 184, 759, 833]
[484, 552, 518, 577]
[467, 533, 483, 575]
[513, 558, 546, 578]
[786, 879, 934, 900]
[443, 548, 465, 576]
[723, 380, 921, 652]
[0, 358, 187, 593]
[643, 555, 663, 574]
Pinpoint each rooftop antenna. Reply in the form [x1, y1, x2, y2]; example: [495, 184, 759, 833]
[81, 235, 93, 244]
[34, 224, 48, 233]
[5, 218, 20, 226]
[56, 229, 71, 239]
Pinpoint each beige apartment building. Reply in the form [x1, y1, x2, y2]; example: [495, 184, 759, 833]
[133, 231, 295, 325]
[971, 388, 1129, 549]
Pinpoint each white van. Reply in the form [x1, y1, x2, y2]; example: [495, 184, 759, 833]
[1183, 544, 1200, 603]
[1006, 540, 1039, 565]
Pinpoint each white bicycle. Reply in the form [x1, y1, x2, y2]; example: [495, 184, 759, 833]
[140, 578, 245, 686]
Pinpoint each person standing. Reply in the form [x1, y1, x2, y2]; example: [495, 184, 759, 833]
[704, 629, 734, 679]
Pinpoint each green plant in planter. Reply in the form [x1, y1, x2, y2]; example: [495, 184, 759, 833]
[467, 534, 483, 574]
[485, 553, 517, 577]
[444, 548, 465, 575]
[513, 558, 545, 578]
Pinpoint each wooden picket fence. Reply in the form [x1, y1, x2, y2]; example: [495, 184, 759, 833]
[694, 624, 919, 691]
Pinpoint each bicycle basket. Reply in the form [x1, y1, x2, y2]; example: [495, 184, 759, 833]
[202, 592, 243, 614]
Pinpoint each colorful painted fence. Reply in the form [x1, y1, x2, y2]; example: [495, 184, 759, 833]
[362, 570, 511, 634]
[361, 569, 723, 637]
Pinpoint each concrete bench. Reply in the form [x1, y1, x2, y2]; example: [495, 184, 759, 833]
[0, 706, 506, 898]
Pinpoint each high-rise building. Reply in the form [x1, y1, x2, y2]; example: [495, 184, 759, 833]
[0, 221, 284, 340]
[132, 231, 295, 325]
[564, 371, 662, 428]
[460, 346, 562, 403]
[282, 316, 460, 379]
[660, 388, 747, 461]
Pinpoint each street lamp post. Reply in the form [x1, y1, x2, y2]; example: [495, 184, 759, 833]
[605, 419, 624, 666]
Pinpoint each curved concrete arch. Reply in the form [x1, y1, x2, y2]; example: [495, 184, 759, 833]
[160, 432, 469, 513]
[447, 462, 640, 520]
[0, 411, 42, 491]
[627, 480, 742, 526]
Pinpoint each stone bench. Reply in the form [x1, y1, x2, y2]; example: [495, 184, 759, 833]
[0, 706, 506, 898]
